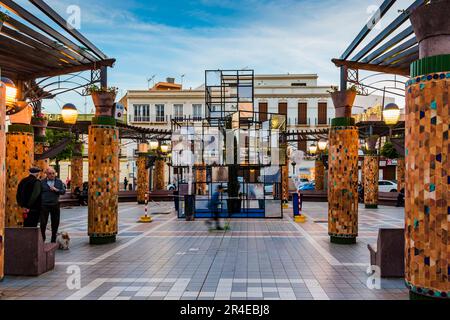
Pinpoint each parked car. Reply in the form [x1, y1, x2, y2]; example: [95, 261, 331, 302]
[299, 182, 315, 191]
[378, 180, 398, 192]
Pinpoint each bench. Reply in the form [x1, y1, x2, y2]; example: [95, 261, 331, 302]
[299, 190, 328, 202]
[148, 190, 175, 202]
[119, 191, 137, 202]
[367, 228, 405, 278]
[4, 227, 58, 276]
[378, 191, 401, 206]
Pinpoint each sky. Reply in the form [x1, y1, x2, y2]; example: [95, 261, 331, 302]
[12, 0, 412, 113]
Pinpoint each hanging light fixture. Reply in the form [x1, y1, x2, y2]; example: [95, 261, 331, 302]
[1, 77, 17, 107]
[383, 103, 401, 125]
[61, 103, 78, 125]
[149, 140, 159, 151]
[309, 144, 318, 155]
[318, 139, 328, 151]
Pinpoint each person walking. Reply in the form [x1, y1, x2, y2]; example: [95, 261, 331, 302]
[16, 167, 43, 227]
[40, 167, 66, 243]
[124, 177, 128, 191]
[206, 185, 224, 231]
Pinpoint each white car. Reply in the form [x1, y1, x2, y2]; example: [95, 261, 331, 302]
[378, 180, 398, 193]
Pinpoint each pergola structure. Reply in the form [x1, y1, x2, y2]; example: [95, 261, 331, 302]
[330, 0, 449, 300]
[0, 0, 117, 279]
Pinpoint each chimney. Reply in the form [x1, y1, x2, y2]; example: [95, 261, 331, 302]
[166, 77, 175, 84]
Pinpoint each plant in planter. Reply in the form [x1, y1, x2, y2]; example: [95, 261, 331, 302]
[329, 85, 360, 118]
[9, 101, 33, 125]
[88, 85, 118, 117]
[31, 112, 49, 137]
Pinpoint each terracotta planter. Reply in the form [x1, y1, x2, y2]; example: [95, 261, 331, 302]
[331, 90, 357, 118]
[410, 1, 450, 58]
[91, 91, 116, 117]
[9, 103, 32, 125]
[31, 118, 48, 137]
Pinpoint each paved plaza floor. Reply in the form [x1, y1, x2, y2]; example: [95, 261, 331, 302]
[0, 202, 409, 300]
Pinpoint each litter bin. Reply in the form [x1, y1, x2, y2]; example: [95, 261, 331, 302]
[184, 194, 195, 221]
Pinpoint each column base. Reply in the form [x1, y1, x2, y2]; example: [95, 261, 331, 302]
[330, 236, 356, 244]
[89, 235, 116, 245]
[365, 204, 378, 209]
[409, 290, 448, 300]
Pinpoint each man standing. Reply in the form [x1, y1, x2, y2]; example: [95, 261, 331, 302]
[40, 167, 66, 243]
[124, 177, 128, 191]
[16, 167, 43, 227]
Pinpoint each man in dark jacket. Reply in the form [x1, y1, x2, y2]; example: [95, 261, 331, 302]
[40, 167, 66, 242]
[16, 167, 43, 227]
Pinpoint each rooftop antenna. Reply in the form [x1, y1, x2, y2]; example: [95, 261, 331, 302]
[147, 75, 156, 89]
[180, 74, 185, 87]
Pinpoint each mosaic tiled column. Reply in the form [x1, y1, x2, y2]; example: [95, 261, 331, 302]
[328, 93, 359, 244]
[315, 159, 325, 191]
[137, 154, 149, 204]
[363, 136, 379, 209]
[32, 119, 49, 179]
[5, 124, 34, 227]
[88, 91, 119, 245]
[363, 155, 379, 209]
[282, 165, 289, 202]
[396, 158, 405, 191]
[404, 2, 450, 299]
[0, 86, 6, 280]
[153, 159, 165, 191]
[70, 141, 83, 194]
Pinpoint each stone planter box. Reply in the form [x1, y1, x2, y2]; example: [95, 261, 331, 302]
[91, 91, 116, 117]
[330, 90, 357, 118]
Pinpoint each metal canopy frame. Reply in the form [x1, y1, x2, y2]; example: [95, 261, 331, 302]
[333, 0, 425, 79]
[0, 0, 115, 81]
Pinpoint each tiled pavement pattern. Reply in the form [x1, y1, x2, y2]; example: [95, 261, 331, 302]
[0, 202, 409, 300]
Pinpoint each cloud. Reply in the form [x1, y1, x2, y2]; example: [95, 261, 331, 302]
[28, 0, 409, 113]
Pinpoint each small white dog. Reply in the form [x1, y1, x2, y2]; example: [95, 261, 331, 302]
[56, 232, 70, 250]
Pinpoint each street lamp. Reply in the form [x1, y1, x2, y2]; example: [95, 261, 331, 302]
[318, 139, 328, 152]
[61, 103, 79, 125]
[160, 144, 170, 154]
[383, 103, 400, 126]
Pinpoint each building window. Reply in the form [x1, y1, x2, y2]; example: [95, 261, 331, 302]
[133, 104, 150, 122]
[174, 104, 184, 120]
[318, 102, 327, 125]
[292, 83, 307, 87]
[298, 102, 307, 125]
[193, 104, 202, 120]
[155, 104, 165, 122]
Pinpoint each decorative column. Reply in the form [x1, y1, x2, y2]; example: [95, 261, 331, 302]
[0, 86, 6, 280]
[328, 90, 359, 244]
[5, 121, 34, 227]
[405, 2, 450, 300]
[396, 157, 405, 191]
[281, 164, 289, 205]
[363, 136, 379, 209]
[88, 90, 119, 244]
[31, 116, 49, 179]
[153, 159, 165, 190]
[70, 140, 83, 194]
[315, 159, 325, 191]
[137, 153, 149, 204]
